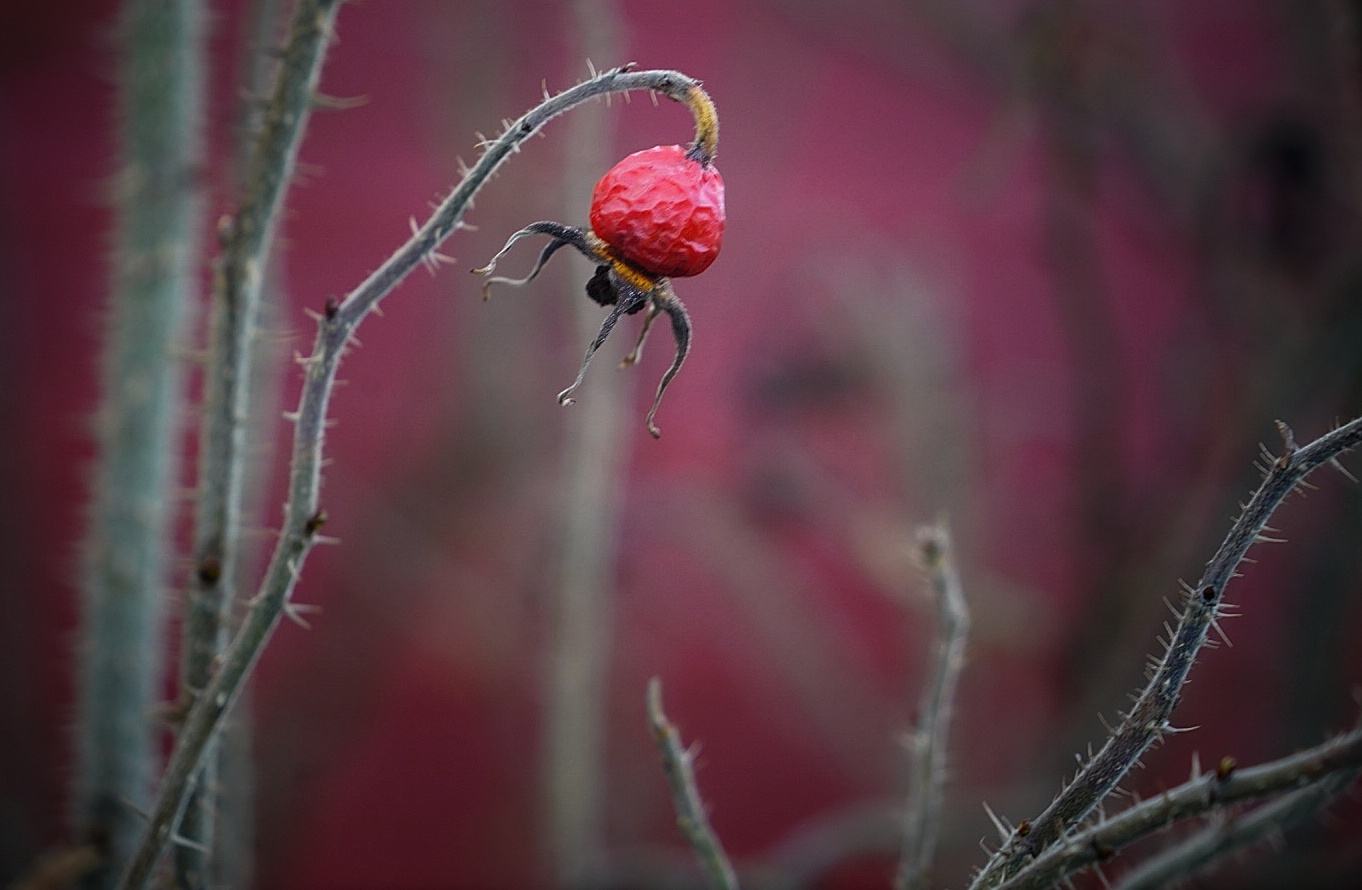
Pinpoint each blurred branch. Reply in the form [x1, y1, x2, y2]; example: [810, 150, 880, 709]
[115, 62, 721, 890]
[998, 722, 1362, 890]
[543, 5, 628, 884]
[74, 0, 205, 884]
[648, 678, 740, 890]
[1112, 771, 1359, 890]
[896, 521, 969, 890]
[174, 0, 328, 882]
[969, 416, 1362, 889]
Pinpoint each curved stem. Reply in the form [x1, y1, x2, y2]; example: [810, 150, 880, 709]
[114, 64, 717, 890]
[684, 84, 720, 165]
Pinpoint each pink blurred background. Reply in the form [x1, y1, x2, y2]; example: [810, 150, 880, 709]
[3, 1, 1362, 887]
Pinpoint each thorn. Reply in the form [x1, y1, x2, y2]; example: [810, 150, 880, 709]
[1331, 457, 1359, 483]
[283, 601, 322, 629]
[170, 832, 211, 853]
[1274, 420, 1297, 467]
[312, 92, 369, 111]
[119, 797, 153, 821]
[1209, 616, 1234, 648]
[981, 801, 1012, 843]
[295, 160, 326, 180]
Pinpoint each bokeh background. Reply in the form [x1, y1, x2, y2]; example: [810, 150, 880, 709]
[4, 1, 1362, 888]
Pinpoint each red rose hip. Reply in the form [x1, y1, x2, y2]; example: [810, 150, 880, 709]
[589, 144, 725, 278]
[473, 78, 724, 436]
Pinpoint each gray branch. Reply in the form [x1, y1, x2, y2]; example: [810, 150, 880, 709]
[969, 415, 1362, 889]
[1113, 767, 1359, 890]
[648, 678, 740, 890]
[997, 723, 1362, 890]
[113, 63, 715, 890]
[896, 521, 970, 890]
[175, 0, 340, 884]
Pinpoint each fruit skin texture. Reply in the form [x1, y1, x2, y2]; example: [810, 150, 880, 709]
[589, 144, 725, 278]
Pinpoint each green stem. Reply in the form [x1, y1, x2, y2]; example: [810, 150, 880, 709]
[74, 0, 205, 885]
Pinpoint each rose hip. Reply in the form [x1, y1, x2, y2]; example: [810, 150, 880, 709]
[589, 144, 725, 278]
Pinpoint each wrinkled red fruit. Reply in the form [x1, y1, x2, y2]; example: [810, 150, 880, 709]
[589, 144, 725, 278]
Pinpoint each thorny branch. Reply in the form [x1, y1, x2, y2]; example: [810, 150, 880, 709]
[969, 415, 1362, 889]
[648, 678, 740, 890]
[1112, 763, 1360, 890]
[996, 722, 1362, 890]
[115, 60, 717, 890]
[175, 0, 339, 881]
[896, 521, 970, 890]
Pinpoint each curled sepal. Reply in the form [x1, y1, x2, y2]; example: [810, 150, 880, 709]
[641, 281, 690, 438]
[471, 221, 605, 297]
[473, 227, 692, 437]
